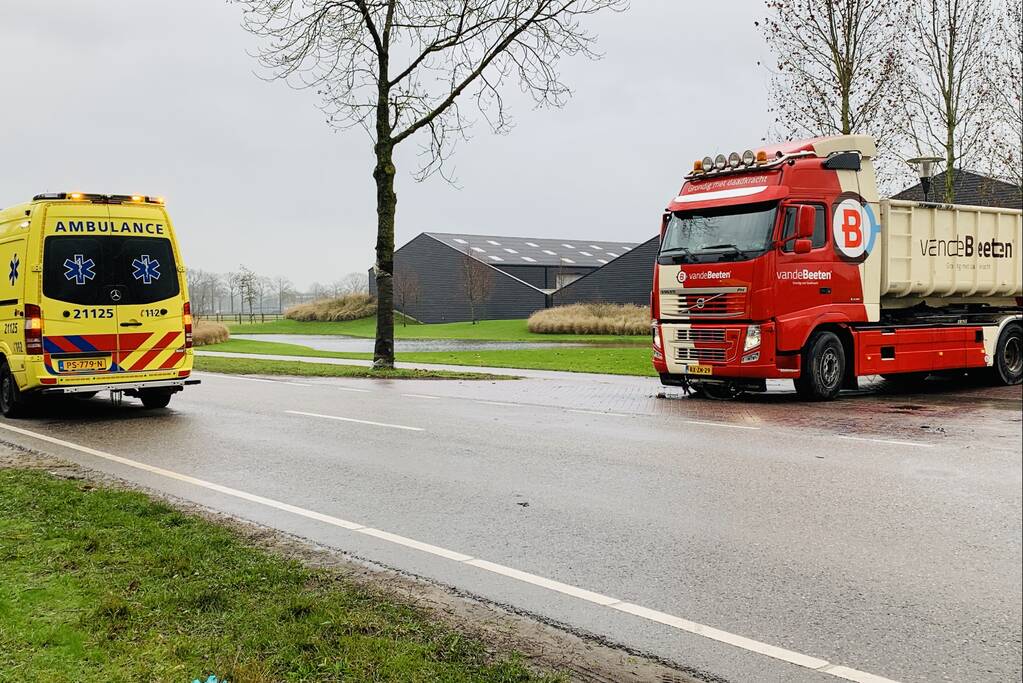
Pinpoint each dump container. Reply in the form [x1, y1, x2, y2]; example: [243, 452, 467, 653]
[880, 199, 1022, 301]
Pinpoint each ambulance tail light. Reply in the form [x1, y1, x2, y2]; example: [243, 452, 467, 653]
[183, 302, 193, 348]
[25, 304, 44, 354]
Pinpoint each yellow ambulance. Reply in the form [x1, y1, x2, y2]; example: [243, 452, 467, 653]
[0, 192, 198, 417]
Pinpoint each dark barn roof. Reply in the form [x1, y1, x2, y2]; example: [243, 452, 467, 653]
[424, 232, 638, 268]
[893, 169, 1022, 209]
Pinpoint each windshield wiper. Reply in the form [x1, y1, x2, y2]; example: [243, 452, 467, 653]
[659, 246, 695, 262]
[702, 243, 749, 258]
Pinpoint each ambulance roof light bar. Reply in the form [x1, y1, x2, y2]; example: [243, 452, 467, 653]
[32, 192, 166, 205]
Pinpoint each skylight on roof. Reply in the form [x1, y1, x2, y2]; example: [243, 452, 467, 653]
[472, 247, 486, 253]
[562, 243, 575, 248]
[488, 255, 504, 261]
[590, 245, 602, 249]
[597, 258, 608, 264]
[521, 256, 536, 262]
[542, 249, 557, 255]
[561, 257, 575, 264]
[504, 248, 518, 254]
[606, 252, 619, 258]
[487, 240, 501, 246]
[579, 251, 592, 256]
[525, 242, 539, 247]
[453, 238, 467, 244]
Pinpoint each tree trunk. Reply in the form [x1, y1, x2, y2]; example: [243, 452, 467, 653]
[373, 140, 397, 369]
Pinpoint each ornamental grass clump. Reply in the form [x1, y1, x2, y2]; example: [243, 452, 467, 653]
[193, 320, 230, 346]
[285, 294, 377, 322]
[527, 303, 649, 335]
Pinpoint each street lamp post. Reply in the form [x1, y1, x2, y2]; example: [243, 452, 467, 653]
[906, 156, 944, 203]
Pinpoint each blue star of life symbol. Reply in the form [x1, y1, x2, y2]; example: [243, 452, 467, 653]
[64, 254, 97, 285]
[193, 676, 227, 683]
[8, 254, 19, 286]
[131, 254, 161, 284]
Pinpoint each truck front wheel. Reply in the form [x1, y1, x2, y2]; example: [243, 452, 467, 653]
[992, 322, 1023, 386]
[794, 331, 846, 401]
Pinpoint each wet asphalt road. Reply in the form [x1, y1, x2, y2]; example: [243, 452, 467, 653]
[1, 371, 1020, 683]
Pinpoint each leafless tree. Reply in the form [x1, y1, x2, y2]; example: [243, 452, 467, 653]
[459, 245, 494, 324]
[393, 263, 422, 325]
[239, 0, 626, 367]
[989, 1, 1022, 187]
[903, 0, 997, 202]
[236, 266, 259, 317]
[334, 272, 368, 296]
[758, 0, 909, 185]
[274, 275, 295, 312]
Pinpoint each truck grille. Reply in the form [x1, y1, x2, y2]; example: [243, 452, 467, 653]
[675, 328, 726, 343]
[659, 287, 747, 319]
[675, 347, 728, 362]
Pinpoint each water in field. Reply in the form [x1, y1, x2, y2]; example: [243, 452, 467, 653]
[231, 334, 586, 353]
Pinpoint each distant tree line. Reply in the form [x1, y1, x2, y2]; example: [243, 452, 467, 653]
[186, 267, 369, 316]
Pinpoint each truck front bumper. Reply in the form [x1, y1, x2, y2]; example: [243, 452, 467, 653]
[653, 321, 801, 381]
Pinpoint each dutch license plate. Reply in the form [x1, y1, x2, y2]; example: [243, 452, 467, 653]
[57, 358, 109, 373]
[684, 364, 713, 376]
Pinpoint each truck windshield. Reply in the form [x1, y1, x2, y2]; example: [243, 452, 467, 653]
[660, 201, 778, 263]
[43, 236, 180, 306]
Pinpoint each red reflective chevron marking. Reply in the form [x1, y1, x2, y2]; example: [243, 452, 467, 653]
[46, 336, 79, 353]
[157, 350, 184, 370]
[119, 332, 153, 352]
[129, 332, 182, 371]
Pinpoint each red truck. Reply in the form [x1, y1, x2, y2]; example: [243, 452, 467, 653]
[652, 135, 1022, 399]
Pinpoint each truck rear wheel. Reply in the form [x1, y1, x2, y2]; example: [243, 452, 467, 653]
[139, 389, 173, 409]
[992, 322, 1023, 386]
[794, 331, 845, 401]
[0, 362, 28, 418]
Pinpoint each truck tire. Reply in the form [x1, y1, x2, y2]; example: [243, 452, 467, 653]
[139, 389, 173, 409]
[0, 362, 28, 418]
[992, 322, 1023, 386]
[794, 331, 846, 401]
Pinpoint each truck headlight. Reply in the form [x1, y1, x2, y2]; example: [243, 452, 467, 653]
[651, 322, 662, 351]
[744, 324, 761, 352]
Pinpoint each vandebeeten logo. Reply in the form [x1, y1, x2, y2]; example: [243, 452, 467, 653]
[832, 193, 880, 263]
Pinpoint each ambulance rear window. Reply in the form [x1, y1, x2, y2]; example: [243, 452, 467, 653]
[43, 236, 180, 305]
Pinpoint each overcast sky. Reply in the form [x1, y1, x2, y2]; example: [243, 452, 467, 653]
[0, 1, 772, 289]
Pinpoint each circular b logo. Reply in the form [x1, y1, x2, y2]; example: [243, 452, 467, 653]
[831, 194, 879, 262]
[676, 269, 687, 284]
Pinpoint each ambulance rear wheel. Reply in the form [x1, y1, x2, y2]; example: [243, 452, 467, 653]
[992, 322, 1023, 386]
[0, 362, 27, 418]
[794, 331, 845, 401]
[139, 390, 173, 409]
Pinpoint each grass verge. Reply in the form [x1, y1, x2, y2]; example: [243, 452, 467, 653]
[203, 339, 657, 377]
[227, 317, 647, 345]
[194, 355, 513, 380]
[0, 468, 557, 682]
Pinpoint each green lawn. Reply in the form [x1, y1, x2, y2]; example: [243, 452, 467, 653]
[194, 355, 512, 380]
[226, 317, 647, 346]
[201, 338, 657, 377]
[0, 468, 557, 682]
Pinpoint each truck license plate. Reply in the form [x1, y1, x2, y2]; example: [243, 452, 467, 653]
[684, 364, 713, 376]
[57, 358, 109, 373]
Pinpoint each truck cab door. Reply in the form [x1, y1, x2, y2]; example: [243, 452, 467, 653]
[773, 203, 833, 320]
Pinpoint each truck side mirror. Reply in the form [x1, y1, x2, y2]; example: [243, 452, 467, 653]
[794, 239, 812, 254]
[796, 205, 816, 239]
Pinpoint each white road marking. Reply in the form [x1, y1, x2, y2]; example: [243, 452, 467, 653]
[402, 393, 441, 400]
[0, 422, 900, 683]
[477, 400, 521, 407]
[568, 409, 630, 417]
[683, 420, 760, 431]
[839, 435, 933, 448]
[336, 386, 372, 393]
[195, 372, 311, 387]
[286, 410, 423, 432]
